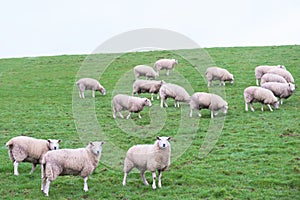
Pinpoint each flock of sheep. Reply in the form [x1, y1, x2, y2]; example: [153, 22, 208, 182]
[5, 57, 296, 196]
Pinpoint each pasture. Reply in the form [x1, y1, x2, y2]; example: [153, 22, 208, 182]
[0, 45, 299, 199]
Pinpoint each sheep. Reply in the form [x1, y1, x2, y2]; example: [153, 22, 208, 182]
[6, 136, 61, 176]
[261, 82, 295, 104]
[189, 92, 228, 118]
[133, 65, 158, 80]
[244, 86, 279, 112]
[260, 73, 288, 85]
[154, 59, 178, 76]
[132, 80, 165, 101]
[205, 67, 234, 86]
[254, 65, 286, 85]
[41, 141, 105, 196]
[122, 136, 171, 190]
[159, 83, 190, 108]
[112, 94, 152, 119]
[267, 68, 295, 83]
[76, 78, 106, 98]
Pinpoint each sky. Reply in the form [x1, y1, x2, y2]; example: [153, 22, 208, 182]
[0, 0, 299, 58]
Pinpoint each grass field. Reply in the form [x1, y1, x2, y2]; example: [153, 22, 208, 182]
[0, 45, 299, 199]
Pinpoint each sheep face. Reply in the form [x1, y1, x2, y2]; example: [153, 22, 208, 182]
[98, 87, 106, 95]
[273, 101, 280, 109]
[156, 136, 171, 149]
[222, 105, 228, 114]
[143, 98, 152, 107]
[88, 141, 105, 156]
[47, 139, 61, 150]
[289, 83, 295, 92]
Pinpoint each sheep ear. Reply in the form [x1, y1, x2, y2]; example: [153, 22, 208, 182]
[47, 139, 51, 143]
[58, 139, 62, 143]
[89, 142, 94, 146]
[101, 141, 105, 145]
[167, 137, 172, 141]
[156, 136, 161, 140]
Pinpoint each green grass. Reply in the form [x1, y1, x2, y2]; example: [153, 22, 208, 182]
[0, 45, 299, 199]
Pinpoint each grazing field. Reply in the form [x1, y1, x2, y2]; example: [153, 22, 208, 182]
[0, 45, 299, 199]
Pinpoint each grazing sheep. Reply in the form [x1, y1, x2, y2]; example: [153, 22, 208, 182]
[159, 83, 190, 108]
[254, 65, 286, 85]
[154, 59, 178, 76]
[6, 136, 61, 176]
[205, 67, 234, 86]
[76, 78, 106, 98]
[261, 82, 295, 104]
[244, 86, 279, 112]
[189, 92, 228, 118]
[133, 65, 158, 80]
[260, 73, 288, 85]
[122, 136, 171, 190]
[132, 80, 165, 101]
[112, 94, 152, 119]
[267, 68, 295, 83]
[41, 141, 105, 196]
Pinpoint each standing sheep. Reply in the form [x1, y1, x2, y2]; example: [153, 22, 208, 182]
[244, 86, 279, 112]
[205, 67, 234, 86]
[254, 65, 286, 85]
[260, 73, 288, 85]
[154, 59, 178, 76]
[133, 65, 158, 80]
[189, 92, 228, 118]
[41, 141, 105, 196]
[122, 136, 171, 190]
[159, 83, 190, 108]
[267, 68, 295, 83]
[132, 80, 165, 101]
[6, 136, 61, 176]
[261, 82, 295, 104]
[76, 78, 106, 98]
[112, 94, 152, 119]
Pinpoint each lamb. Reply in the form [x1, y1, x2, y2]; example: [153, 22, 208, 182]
[159, 83, 190, 108]
[267, 68, 295, 83]
[254, 65, 286, 85]
[205, 67, 234, 86]
[6, 136, 61, 176]
[132, 80, 165, 101]
[41, 141, 105, 196]
[261, 82, 295, 104]
[260, 73, 288, 85]
[244, 86, 279, 112]
[189, 92, 228, 118]
[112, 94, 152, 119]
[76, 78, 106, 98]
[122, 136, 171, 190]
[154, 59, 178, 76]
[133, 65, 158, 80]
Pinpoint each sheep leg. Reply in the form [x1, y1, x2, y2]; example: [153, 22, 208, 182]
[166, 70, 170, 76]
[249, 103, 255, 112]
[245, 102, 248, 111]
[140, 172, 149, 185]
[158, 170, 162, 188]
[267, 104, 273, 112]
[92, 90, 95, 98]
[122, 172, 129, 186]
[138, 112, 142, 119]
[30, 163, 36, 174]
[156, 94, 160, 100]
[152, 171, 157, 190]
[126, 112, 132, 119]
[13, 161, 19, 176]
[210, 111, 214, 118]
[41, 164, 45, 191]
[160, 98, 168, 108]
[43, 179, 51, 196]
[151, 93, 154, 101]
[256, 79, 259, 86]
[83, 177, 89, 192]
[189, 109, 193, 117]
[80, 91, 85, 99]
[119, 112, 124, 118]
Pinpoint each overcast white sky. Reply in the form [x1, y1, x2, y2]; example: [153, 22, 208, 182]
[1, 0, 299, 58]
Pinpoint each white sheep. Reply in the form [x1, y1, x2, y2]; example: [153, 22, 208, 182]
[6, 136, 61, 176]
[205, 67, 234, 86]
[133, 65, 158, 80]
[260, 73, 288, 85]
[244, 86, 279, 112]
[254, 65, 286, 85]
[76, 78, 106, 98]
[132, 80, 165, 101]
[267, 68, 295, 83]
[41, 141, 105, 196]
[122, 136, 171, 190]
[154, 59, 178, 76]
[159, 83, 190, 108]
[189, 92, 228, 118]
[112, 94, 152, 119]
[261, 82, 295, 104]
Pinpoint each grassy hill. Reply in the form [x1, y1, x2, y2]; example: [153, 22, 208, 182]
[0, 45, 299, 199]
